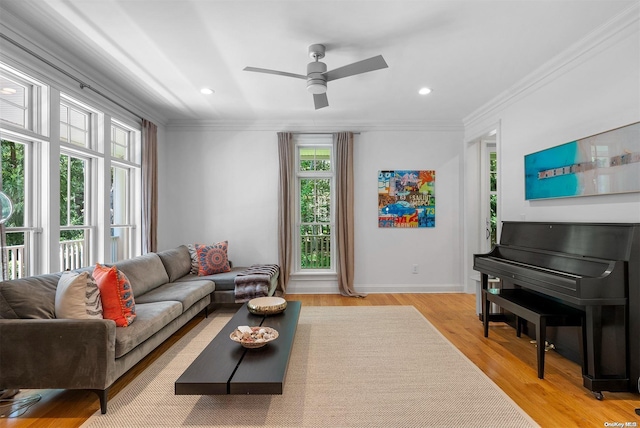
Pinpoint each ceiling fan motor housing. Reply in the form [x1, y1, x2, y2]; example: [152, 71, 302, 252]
[306, 61, 327, 94]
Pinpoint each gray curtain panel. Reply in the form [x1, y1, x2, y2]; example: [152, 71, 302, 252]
[335, 132, 365, 297]
[277, 132, 294, 296]
[277, 131, 364, 298]
[142, 119, 158, 254]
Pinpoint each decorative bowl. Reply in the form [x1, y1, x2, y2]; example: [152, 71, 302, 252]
[247, 297, 287, 315]
[230, 326, 279, 349]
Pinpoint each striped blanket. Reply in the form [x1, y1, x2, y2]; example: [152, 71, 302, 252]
[234, 264, 279, 303]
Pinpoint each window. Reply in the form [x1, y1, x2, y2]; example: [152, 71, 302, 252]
[0, 75, 28, 128]
[1, 138, 33, 279]
[59, 152, 90, 270]
[296, 138, 334, 271]
[111, 122, 131, 160]
[489, 150, 498, 247]
[60, 98, 92, 148]
[58, 95, 99, 271]
[110, 121, 139, 262]
[110, 121, 140, 262]
[1, 61, 142, 277]
[0, 66, 43, 278]
[481, 141, 498, 250]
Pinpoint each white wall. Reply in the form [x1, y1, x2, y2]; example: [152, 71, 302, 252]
[158, 127, 465, 294]
[158, 129, 280, 267]
[465, 11, 640, 225]
[462, 8, 639, 309]
[159, 8, 639, 296]
[353, 130, 465, 293]
[498, 23, 640, 223]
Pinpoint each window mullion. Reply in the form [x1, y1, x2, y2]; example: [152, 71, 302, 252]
[295, 137, 334, 273]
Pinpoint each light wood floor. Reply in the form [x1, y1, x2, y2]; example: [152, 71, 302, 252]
[3, 293, 639, 427]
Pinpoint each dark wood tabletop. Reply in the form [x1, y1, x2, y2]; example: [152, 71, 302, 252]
[175, 300, 301, 395]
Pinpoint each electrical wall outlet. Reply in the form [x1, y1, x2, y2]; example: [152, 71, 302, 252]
[412, 264, 418, 274]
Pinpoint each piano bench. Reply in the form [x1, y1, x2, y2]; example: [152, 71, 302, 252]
[482, 288, 585, 380]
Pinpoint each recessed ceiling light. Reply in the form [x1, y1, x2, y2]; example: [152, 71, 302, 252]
[200, 88, 214, 95]
[418, 87, 432, 95]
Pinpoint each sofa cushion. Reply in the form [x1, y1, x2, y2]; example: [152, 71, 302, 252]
[114, 301, 182, 358]
[94, 264, 137, 327]
[176, 266, 246, 291]
[156, 246, 191, 282]
[0, 273, 60, 319]
[114, 253, 170, 296]
[196, 241, 231, 276]
[134, 280, 214, 312]
[55, 271, 103, 319]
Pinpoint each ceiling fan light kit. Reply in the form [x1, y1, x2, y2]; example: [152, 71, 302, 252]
[306, 61, 327, 94]
[244, 43, 388, 109]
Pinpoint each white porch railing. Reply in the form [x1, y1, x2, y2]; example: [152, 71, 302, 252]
[59, 239, 85, 271]
[2, 236, 121, 280]
[300, 234, 331, 269]
[3, 245, 25, 280]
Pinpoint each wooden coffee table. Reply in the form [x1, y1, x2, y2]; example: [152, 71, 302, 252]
[175, 300, 301, 395]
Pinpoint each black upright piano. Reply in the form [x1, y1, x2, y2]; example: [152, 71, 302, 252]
[473, 222, 640, 397]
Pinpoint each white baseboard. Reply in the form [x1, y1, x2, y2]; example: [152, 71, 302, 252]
[286, 283, 465, 294]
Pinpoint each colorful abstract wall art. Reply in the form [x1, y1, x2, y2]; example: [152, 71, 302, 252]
[378, 170, 435, 228]
[525, 122, 640, 200]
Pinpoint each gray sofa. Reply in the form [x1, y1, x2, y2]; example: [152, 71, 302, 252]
[0, 244, 276, 414]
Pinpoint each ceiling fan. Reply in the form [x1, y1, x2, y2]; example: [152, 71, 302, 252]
[243, 44, 388, 110]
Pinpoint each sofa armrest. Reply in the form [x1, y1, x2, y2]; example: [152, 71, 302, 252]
[0, 318, 117, 390]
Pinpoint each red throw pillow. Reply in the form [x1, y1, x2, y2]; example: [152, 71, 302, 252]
[93, 264, 137, 327]
[196, 241, 231, 276]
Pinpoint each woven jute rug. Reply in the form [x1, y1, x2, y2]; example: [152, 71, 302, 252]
[82, 305, 538, 427]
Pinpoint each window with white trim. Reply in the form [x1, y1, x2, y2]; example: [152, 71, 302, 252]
[59, 151, 91, 270]
[0, 74, 29, 128]
[60, 96, 94, 149]
[295, 135, 335, 272]
[481, 140, 498, 250]
[58, 95, 100, 271]
[0, 65, 44, 278]
[110, 121, 140, 262]
[111, 121, 131, 161]
[0, 59, 143, 277]
[1, 138, 35, 279]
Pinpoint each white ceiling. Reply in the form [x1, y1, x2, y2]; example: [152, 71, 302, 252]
[0, 0, 635, 126]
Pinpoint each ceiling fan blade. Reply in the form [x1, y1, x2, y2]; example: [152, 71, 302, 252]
[313, 93, 329, 110]
[243, 66, 306, 80]
[324, 55, 388, 82]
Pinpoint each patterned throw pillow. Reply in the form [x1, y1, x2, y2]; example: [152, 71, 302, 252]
[93, 264, 136, 327]
[55, 271, 103, 320]
[187, 243, 201, 275]
[196, 241, 231, 276]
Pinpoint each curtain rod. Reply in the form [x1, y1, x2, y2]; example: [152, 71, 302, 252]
[1, 33, 143, 121]
[288, 132, 361, 135]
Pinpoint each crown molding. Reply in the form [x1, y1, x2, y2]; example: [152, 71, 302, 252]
[463, 2, 640, 131]
[165, 119, 464, 133]
[0, 8, 167, 127]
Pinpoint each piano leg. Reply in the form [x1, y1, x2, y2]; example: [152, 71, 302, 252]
[537, 317, 547, 379]
[483, 291, 490, 338]
[482, 273, 490, 337]
[579, 316, 588, 378]
[516, 317, 522, 337]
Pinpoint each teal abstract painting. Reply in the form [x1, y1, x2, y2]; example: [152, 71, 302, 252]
[524, 122, 640, 200]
